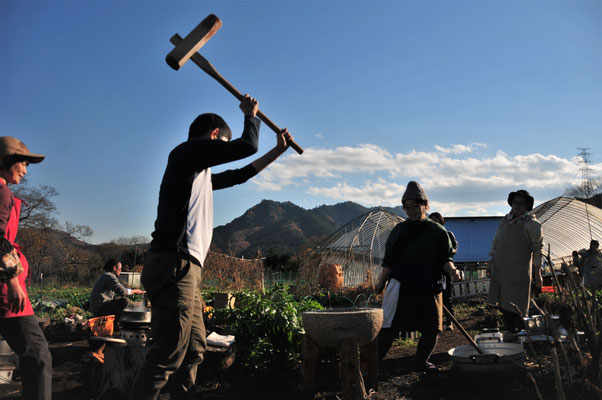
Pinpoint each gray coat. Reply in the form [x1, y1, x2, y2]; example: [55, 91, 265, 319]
[90, 272, 129, 313]
[487, 212, 543, 315]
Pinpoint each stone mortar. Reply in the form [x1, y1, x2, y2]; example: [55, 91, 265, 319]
[302, 307, 383, 349]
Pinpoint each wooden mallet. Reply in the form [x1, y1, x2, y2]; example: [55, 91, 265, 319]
[166, 14, 304, 154]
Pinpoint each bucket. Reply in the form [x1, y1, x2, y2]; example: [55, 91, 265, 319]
[88, 315, 115, 337]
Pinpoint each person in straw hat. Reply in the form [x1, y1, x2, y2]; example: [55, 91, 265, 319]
[0, 137, 52, 399]
[487, 189, 543, 333]
[375, 181, 461, 373]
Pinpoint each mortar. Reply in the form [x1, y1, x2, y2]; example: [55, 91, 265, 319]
[302, 307, 383, 349]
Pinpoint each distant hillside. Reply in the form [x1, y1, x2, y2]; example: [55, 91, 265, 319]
[211, 200, 406, 258]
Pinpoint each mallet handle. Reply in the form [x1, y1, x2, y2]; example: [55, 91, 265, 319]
[443, 305, 484, 354]
[170, 34, 304, 155]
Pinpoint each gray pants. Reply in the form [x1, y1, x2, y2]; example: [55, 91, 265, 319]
[129, 251, 206, 400]
[0, 314, 52, 400]
[94, 297, 130, 320]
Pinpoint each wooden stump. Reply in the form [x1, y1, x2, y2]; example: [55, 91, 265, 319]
[360, 337, 378, 392]
[197, 344, 236, 382]
[82, 351, 104, 399]
[100, 344, 148, 399]
[302, 335, 320, 393]
[303, 334, 377, 399]
[339, 338, 367, 400]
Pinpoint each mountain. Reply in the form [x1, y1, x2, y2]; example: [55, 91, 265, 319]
[211, 200, 406, 258]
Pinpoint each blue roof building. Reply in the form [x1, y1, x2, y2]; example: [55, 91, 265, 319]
[443, 216, 502, 264]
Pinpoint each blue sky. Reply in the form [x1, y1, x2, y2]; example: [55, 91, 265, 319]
[1, 0, 600, 244]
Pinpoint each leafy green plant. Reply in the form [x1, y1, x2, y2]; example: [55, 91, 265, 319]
[311, 291, 355, 308]
[213, 284, 323, 374]
[394, 336, 418, 347]
[29, 286, 94, 320]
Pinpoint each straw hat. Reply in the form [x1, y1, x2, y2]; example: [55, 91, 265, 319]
[0, 137, 45, 164]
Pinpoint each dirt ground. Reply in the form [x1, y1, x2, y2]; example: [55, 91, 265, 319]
[0, 316, 594, 400]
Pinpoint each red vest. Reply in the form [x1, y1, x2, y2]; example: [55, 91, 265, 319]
[0, 197, 34, 318]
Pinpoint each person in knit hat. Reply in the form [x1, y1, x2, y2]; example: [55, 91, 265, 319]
[375, 181, 461, 373]
[487, 189, 542, 333]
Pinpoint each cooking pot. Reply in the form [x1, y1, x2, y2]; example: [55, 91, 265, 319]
[523, 314, 561, 335]
[120, 303, 151, 324]
[448, 335, 524, 385]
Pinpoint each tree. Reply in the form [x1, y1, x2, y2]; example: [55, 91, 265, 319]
[110, 235, 151, 246]
[565, 178, 602, 208]
[12, 180, 59, 230]
[63, 221, 94, 241]
[12, 180, 103, 285]
[107, 235, 151, 271]
[16, 228, 54, 282]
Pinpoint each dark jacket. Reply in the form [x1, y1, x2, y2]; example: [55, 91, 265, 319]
[382, 217, 454, 292]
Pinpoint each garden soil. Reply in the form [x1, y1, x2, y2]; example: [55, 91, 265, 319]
[0, 316, 594, 399]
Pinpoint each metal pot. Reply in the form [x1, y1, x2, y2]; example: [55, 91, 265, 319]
[523, 314, 561, 335]
[120, 304, 151, 324]
[448, 335, 525, 384]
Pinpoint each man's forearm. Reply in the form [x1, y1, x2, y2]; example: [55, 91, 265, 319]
[251, 146, 285, 173]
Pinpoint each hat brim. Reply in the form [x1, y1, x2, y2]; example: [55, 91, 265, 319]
[22, 153, 45, 163]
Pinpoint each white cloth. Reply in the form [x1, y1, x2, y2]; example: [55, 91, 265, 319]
[186, 168, 213, 266]
[381, 278, 401, 328]
[206, 332, 235, 348]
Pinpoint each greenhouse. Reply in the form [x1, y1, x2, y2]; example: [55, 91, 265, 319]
[533, 196, 602, 263]
[317, 208, 404, 287]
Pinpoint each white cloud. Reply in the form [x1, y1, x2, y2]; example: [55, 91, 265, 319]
[251, 142, 597, 215]
[315, 132, 324, 139]
[307, 178, 406, 206]
[434, 144, 474, 154]
[426, 201, 505, 216]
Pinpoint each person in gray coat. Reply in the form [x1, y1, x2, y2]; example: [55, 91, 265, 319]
[487, 189, 543, 333]
[90, 259, 145, 319]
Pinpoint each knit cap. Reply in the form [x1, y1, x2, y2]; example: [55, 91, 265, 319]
[401, 181, 428, 204]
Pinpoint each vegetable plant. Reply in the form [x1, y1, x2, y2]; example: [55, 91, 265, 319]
[213, 284, 323, 374]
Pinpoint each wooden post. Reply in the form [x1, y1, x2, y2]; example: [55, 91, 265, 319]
[302, 335, 319, 393]
[100, 344, 148, 398]
[360, 337, 378, 392]
[339, 338, 367, 400]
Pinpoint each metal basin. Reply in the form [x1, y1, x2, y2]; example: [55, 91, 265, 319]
[449, 337, 524, 385]
[302, 307, 383, 349]
[120, 303, 151, 323]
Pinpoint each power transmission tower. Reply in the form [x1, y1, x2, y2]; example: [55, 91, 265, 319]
[577, 147, 594, 239]
[577, 147, 594, 199]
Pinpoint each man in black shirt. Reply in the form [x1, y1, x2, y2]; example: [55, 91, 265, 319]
[130, 95, 293, 400]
